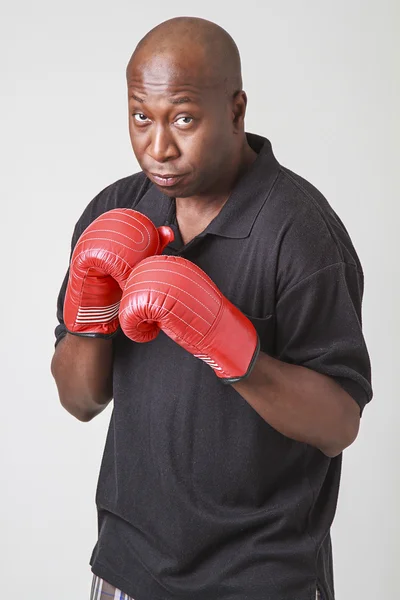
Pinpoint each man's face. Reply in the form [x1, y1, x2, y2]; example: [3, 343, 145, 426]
[126, 53, 235, 198]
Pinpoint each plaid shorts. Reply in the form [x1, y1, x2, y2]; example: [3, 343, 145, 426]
[90, 574, 322, 599]
[90, 575, 134, 600]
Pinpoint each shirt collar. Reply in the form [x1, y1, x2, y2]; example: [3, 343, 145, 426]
[133, 133, 281, 240]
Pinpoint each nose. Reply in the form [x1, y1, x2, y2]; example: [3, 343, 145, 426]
[147, 125, 179, 163]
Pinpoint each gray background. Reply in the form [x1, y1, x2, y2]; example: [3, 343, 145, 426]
[2, 0, 399, 598]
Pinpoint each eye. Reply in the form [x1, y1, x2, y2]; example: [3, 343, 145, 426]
[175, 116, 193, 127]
[133, 113, 150, 123]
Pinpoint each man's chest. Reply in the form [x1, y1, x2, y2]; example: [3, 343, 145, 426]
[162, 228, 278, 357]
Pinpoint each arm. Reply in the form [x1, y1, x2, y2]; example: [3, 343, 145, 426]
[51, 334, 113, 422]
[51, 209, 174, 422]
[231, 262, 372, 458]
[232, 352, 360, 458]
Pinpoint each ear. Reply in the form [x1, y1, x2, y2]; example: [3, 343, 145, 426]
[231, 90, 248, 133]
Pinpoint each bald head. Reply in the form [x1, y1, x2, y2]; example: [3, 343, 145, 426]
[127, 17, 242, 95]
[125, 18, 255, 200]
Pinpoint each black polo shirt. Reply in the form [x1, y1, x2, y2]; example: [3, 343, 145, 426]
[54, 133, 372, 600]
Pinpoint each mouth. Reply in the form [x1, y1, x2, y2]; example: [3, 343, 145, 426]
[149, 173, 185, 187]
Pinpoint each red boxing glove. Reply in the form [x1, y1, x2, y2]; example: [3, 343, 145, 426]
[119, 255, 260, 383]
[64, 209, 174, 337]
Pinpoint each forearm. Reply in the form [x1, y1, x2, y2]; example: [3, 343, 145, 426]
[232, 351, 360, 457]
[51, 333, 114, 422]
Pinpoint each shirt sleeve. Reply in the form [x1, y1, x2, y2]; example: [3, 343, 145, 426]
[275, 261, 373, 415]
[53, 223, 81, 347]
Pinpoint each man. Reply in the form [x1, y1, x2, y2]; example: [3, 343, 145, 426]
[51, 16, 372, 600]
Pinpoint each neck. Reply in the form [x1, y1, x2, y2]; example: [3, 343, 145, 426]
[174, 139, 258, 245]
[176, 139, 258, 216]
